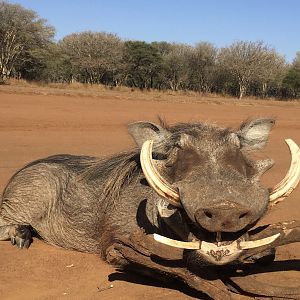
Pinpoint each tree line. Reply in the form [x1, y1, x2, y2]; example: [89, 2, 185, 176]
[1, 1, 300, 99]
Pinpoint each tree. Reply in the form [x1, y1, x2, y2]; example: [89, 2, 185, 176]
[0, 1, 54, 82]
[163, 43, 191, 91]
[123, 41, 163, 89]
[59, 31, 123, 85]
[282, 52, 300, 98]
[186, 42, 217, 93]
[218, 41, 281, 99]
[151, 41, 173, 56]
[256, 50, 286, 98]
[20, 43, 72, 82]
[151, 41, 179, 90]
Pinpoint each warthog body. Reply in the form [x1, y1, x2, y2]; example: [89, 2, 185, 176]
[1, 118, 300, 298]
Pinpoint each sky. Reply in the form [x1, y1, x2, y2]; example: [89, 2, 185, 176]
[9, 0, 300, 62]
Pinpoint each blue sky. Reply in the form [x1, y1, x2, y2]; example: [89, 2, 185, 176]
[9, 0, 300, 62]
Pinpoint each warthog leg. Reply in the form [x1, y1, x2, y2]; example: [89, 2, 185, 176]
[10, 225, 33, 249]
[0, 219, 33, 249]
[106, 231, 233, 300]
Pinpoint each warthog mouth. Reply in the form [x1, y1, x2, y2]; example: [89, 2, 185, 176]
[140, 138, 300, 265]
[153, 231, 280, 265]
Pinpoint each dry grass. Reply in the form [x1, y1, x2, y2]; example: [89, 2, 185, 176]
[0, 79, 299, 107]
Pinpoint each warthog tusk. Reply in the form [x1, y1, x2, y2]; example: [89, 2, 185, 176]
[140, 140, 181, 207]
[269, 139, 300, 204]
[238, 233, 280, 249]
[153, 233, 200, 250]
[153, 232, 280, 265]
[153, 233, 280, 251]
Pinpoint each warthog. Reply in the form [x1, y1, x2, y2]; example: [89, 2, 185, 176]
[1, 118, 300, 299]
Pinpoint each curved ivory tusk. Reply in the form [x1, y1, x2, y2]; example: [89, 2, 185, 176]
[153, 233, 200, 250]
[140, 140, 181, 207]
[269, 139, 300, 203]
[153, 233, 280, 251]
[239, 233, 280, 249]
[153, 233, 280, 265]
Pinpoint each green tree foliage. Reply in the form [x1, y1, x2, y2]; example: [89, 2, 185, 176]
[0, 1, 54, 82]
[282, 52, 300, 98]
[21, 43, 72, 82]
[123, 41, 163, 89]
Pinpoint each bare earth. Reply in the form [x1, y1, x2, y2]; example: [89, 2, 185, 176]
[0, 86, 299, 300]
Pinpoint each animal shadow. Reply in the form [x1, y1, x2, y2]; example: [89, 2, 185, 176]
[108, 269, 211, 299]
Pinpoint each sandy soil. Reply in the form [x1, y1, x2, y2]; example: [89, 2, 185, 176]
[0, 86, 299, 299]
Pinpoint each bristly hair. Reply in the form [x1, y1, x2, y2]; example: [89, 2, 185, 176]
[166, 122, 232, 142]
[158, 115, 169, 130]
[3, 152, 143, 204]
[2, 154, 98, 196]
[80, 151, 142, 200]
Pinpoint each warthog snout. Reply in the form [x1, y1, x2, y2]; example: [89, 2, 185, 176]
[195, 202, 252, 232]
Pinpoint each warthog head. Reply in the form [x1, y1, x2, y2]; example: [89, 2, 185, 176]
[129, 118, 300, 265]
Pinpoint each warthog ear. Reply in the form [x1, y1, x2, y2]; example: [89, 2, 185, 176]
[128, 121, 170, 148]
[237, 118, 275, 150]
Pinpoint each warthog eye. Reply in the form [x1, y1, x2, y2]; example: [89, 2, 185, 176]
[167, 148, 201, 181]
[204, 210, 213, 219]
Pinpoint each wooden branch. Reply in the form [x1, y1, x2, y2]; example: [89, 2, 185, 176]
[227, 276, 300, 299]
[239, 220, 300, 262]
[116, 243, 232, 300]
[111, 220, 300, 299]
[227, 220, 300, 298]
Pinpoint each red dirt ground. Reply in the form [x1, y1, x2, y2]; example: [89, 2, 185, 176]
[0, 88, 299, 299]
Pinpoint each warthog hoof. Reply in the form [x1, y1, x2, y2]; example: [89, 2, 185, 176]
[11, 225, 32, 249]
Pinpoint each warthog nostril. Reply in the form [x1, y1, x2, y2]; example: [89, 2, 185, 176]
[239, 212, 249, 219]
[204, 210, 213, 219]
[195, 206, 253, 232]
